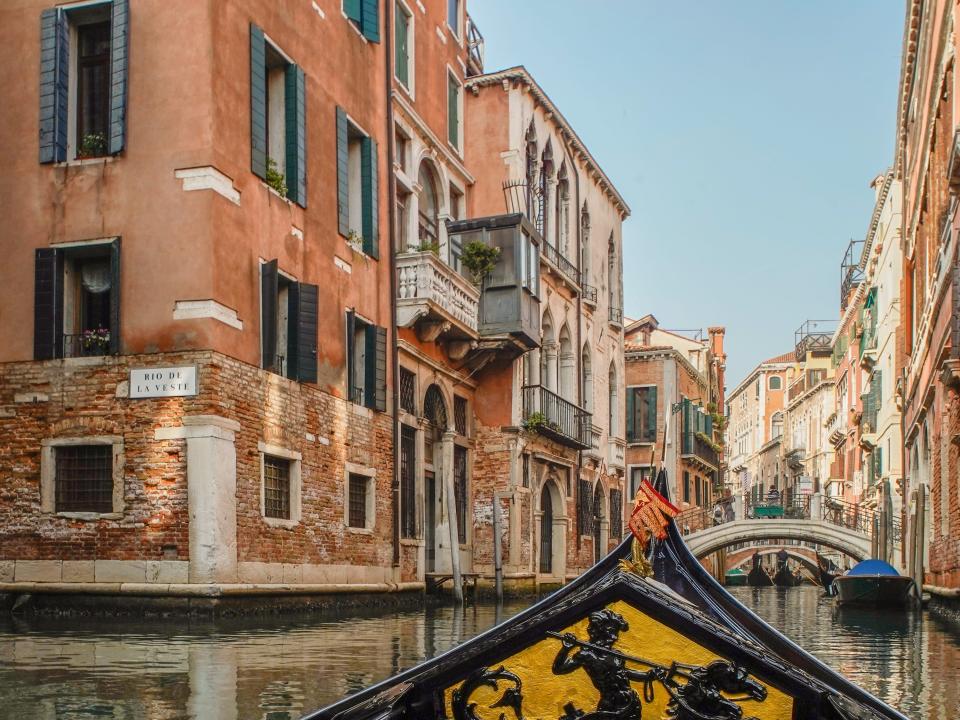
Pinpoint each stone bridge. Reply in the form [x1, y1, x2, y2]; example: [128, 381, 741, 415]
[684, 519, 872, 562]
[724, 546, 824, 574]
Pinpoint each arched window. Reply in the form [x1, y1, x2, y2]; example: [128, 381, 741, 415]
[537, 141, 553, 240]
[541, 310, 556, 392]
[771, 411, 783, 440]
[417, 163, 439, 247]
[580, 202, 591, 285]
[607, 233, 618, 311]
[581, 343, 593, 412]
[525, 121, 537, 222]
[540, 483, 554, 574]
[769, 376, 782, 390]
[593, 482, 605, 562]
[558, 324, 574, 400]
[556, 162, 570, 257]
[608, 362, 619, 435]
[424, 384, 447, 429]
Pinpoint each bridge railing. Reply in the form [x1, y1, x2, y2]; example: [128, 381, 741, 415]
[819, 496, 901, 545]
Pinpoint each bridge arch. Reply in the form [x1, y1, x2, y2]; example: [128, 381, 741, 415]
[725, 546, 825, 575]
[683, 519, 870, 562]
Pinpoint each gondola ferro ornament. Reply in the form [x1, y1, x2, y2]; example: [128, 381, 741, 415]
[302, 469, 912, 720]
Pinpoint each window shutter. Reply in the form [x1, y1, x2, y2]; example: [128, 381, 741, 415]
[336, 107, 349, 236]
[260, 260, 278, 370]
[34, 248, 63, 360]
[447, 75, 459, 148]
[39, 8, 68, 164]
[345, 310, 356, 400]
[646, 386, 658, 442]
[284, 64, 307, 207]
[395, 9, 408, 86]
[361, 0, 380, 42]
[625, 388, 636, 442]
[109, 239, 121, 355]
[250, 24, 267, 179]
[296, 283, 319, 383]
[364, 324, 378, 409]
[374, 325, 387, 412]
[108, 0, 129, 155]
[361, 137, 379, 258]
[344, 0, 362, 23]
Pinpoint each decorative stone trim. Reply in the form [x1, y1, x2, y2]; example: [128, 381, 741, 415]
[174, 166, 241, 205]
[173, 299, 243, 330]
[40, 436, 125, 518]
[258, 441, 302, 528]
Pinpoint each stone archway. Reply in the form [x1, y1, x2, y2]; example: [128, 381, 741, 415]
[537, 476, 566, 579]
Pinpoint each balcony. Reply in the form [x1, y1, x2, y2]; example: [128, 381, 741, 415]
[582, 284, 598, 307]
[840, 239, 864, 310]
[63, 332, 112, 359]
[584, 423, 603, 459]
[680, 430, 719, 472]
[540, 239, 581, 289]
[465, 14, 484, 77]
[522, 385, 592, 450]
[794, 320, 837, 361]
[609, 306, 623, 326]
[608, 437, 626, 470]
[396, 250, 480, 338]
[787, 376, 806, 403]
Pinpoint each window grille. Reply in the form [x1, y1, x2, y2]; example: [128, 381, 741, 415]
[578, 478, 594, 536]
[399, 367, 416, 414]
[55, 445, 112, 513]
[424, 385, 447, 428]
[454, 395, 468, 436]
[349, 473, 368, 528]
[400, 426, 417, 538]
[610, 489, 623, 539]
[522, 453, 530, 488]
[263, 456, 291, 519]
[454, 445, 468, 544]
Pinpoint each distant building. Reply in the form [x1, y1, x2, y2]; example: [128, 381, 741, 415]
[623, 316, 726, 527]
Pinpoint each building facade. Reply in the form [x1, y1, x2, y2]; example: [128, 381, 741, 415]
[623, 316, 726, 528]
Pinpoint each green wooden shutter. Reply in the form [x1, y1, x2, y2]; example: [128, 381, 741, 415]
[250, 25, 267, 179]
[34, 248, 63, 360]
[361, 137, 379, 258]
[284, 64, 307, 207]
[39, 8, 68, 163]
[345, 310, 356, 401]
[336, 107, 349, 236]
[447, 74, 459, 148]
[344, 0, 362, 23]
[108, 0, 129, 155]
[374, 325, 387, 412]
[645, 386, 658, 442]
[364, 323, 378, 409]
[260, 260, 278, 370]
[295, 283, 319, 383]
[625, 388, 636, 441]
[286, 282, 300, 380]
[109, 239, 121, 354]
[395, 6, 409, 86]
[361, 0, 380, 42]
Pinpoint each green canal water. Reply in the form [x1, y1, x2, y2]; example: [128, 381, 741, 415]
[0, 587, 957, 719]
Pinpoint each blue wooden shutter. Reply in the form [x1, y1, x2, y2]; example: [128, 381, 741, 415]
[296, 283, 319, 383]
[336, 107, 349, 236]
[361, 137, 378, 258]
[625, 388, 636, 441]
[344, 0, 362, 23]
[260, 260, 278, 370]
[284, 64, 307, 207]
[447, 74, 459, 148]
[34, 248, 63, 360]
[250, 25, 267, 179]
[108, 0, 129, 155]
[645, 386, 657, 442]
[109, 239, 121, 354]
[39, 8, 68, 164]
[361, 0, 380, 42]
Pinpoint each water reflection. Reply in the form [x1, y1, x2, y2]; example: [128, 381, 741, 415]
[0, 589, 957, 719]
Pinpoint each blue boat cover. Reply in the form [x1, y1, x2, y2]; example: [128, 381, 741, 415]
[846, 559, 900, 576]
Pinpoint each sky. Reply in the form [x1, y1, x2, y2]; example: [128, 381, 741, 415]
[467, 0, 905, 388]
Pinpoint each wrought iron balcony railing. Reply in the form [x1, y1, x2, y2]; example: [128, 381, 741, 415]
[582, 283, 598, 305]
[541, 239, 580, 286]
[465, 14, 484, 76]
[521, 385, 592, 449]
[63, 333, 111, 358]
[609, 306, 623, 326]
[680, 429, 719, 470]
[794, 319, 837, 361]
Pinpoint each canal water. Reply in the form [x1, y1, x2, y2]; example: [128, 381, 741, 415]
[0, 587, 958, 719]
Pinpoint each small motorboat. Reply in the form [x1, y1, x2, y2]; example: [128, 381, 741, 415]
[724, 567, 748, 586]
[304, 471, 909, 720]
[747, 552, 773, 586]
[834, 559, 915, 609]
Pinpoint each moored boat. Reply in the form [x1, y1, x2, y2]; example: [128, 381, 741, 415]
[304, 472, 910, 720]
[724, 567, 748, 586]
[747, 552, 774, 586]
[834, 559, 915, 609]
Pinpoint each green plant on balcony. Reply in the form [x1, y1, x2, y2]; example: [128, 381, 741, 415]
[346, 229, 365, 253]
[265, 157, 288, 197]
[414, 240, 441, 255]
[78, 132, 107, 158]
[695, 431, 724, 453]
[523, 411, 548, 433]
[461, 240, 501, 285]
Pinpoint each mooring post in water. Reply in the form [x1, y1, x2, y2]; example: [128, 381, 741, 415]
[493, 491, 504, 603]
[442, 431, 463, 603]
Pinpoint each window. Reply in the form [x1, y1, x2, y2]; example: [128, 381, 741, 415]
[626, 386, 658, 443]
[454, 395, 468, 436]
[556, 164, 570, 256]
[769, 376, 782, 390]
[263, 455, 291, 519]
[400, 425, 417, 538]
[395, 126, 409, 173]
[260, 260, 318, 382]
[449, 184, 464, 221]
[447, 0, 461, 36]
[39, 1, 129, 164]
[346, 468, 375, 530]
[41, 437, 122, 517]
[346, 310, 387, 411]
[343, 0, 380, 42]
[454, 445, 468, 544]
[522, 453, 530, 488]
[447, 71, 462, 150]
[417, 163, 439, 248]
[695, 477, 702, 506]
[337, 108, 379, 256]
[629, 466, 654, 499]
[683, 472, 690, 504]
[394, 1, 412, 90]
[399, 367, 416, 414]
[610, 489, 623, 539]
[250, 26, 306, 206]
[34, 239, 120, 360]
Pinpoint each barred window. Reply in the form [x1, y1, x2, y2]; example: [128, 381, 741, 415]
[263, 456, 291, 519]
[454, 395, 468, 436]
[522, 453, 530, 488]
[55, 445, 113, 513]
[399, 367, 417, 414]
[454, 445, 468, 544]
[577, 478, 594, 536]
[610, 489, 623, 539]
[400, 426, 417, 538]
[349, 473, 368, 528]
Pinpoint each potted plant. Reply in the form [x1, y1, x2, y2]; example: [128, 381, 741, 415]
[78, 132, 106, 159]
[265, 158, 288, 197]
[522, 411, 547, 433]
[460, 240, 500, 285]
[346, 229, 365, 253]
[80, 327, 110, 354]
[414, 240, 440, 256]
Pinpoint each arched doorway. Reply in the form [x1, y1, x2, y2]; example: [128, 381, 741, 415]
[540, 486, 553, 574]
[558, 324, 574, 400]
[423, 384, 448, 573]
[417, 163, 440, 249]
[593, 483, 606, 563]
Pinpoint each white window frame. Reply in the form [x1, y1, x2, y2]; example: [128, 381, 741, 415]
[40, 436, 125, 520]
[344, 462, 376, 532]
[258, 441, 302, 528]
[446, 66, 464, 155]
[446, 0, 462, 42]
[394, 0, 415, 98]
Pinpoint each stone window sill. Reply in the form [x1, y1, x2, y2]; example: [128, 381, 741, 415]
[399, 537, 422, 546]
[55, 157, 115, 168]
[345, 525, 374, 535]
[263, 517, 300, 530]
[55, 511, 122, 521]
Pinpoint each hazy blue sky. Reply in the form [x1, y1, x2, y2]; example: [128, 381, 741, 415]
[467, 0, 905, 388]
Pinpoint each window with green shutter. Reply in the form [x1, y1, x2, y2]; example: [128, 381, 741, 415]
[260, 260, 318, 382]
[344, 0, 380, 42]
[447, 71, 461, 150]
[337, 108, 379, 257]
[395, 2, 411, 89]
[346, 311, 387, 411]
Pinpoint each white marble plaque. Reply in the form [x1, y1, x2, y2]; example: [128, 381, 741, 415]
[129, 366, 198, 398]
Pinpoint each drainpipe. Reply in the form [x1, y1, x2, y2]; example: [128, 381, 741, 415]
[385, 4, 400, 569]
[571, 146, 585, 561]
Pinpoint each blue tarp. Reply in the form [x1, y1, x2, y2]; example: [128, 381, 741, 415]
[846, 559, 900, 576]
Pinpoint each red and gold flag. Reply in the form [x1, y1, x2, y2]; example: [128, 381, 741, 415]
[628, 479, 679, 544]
